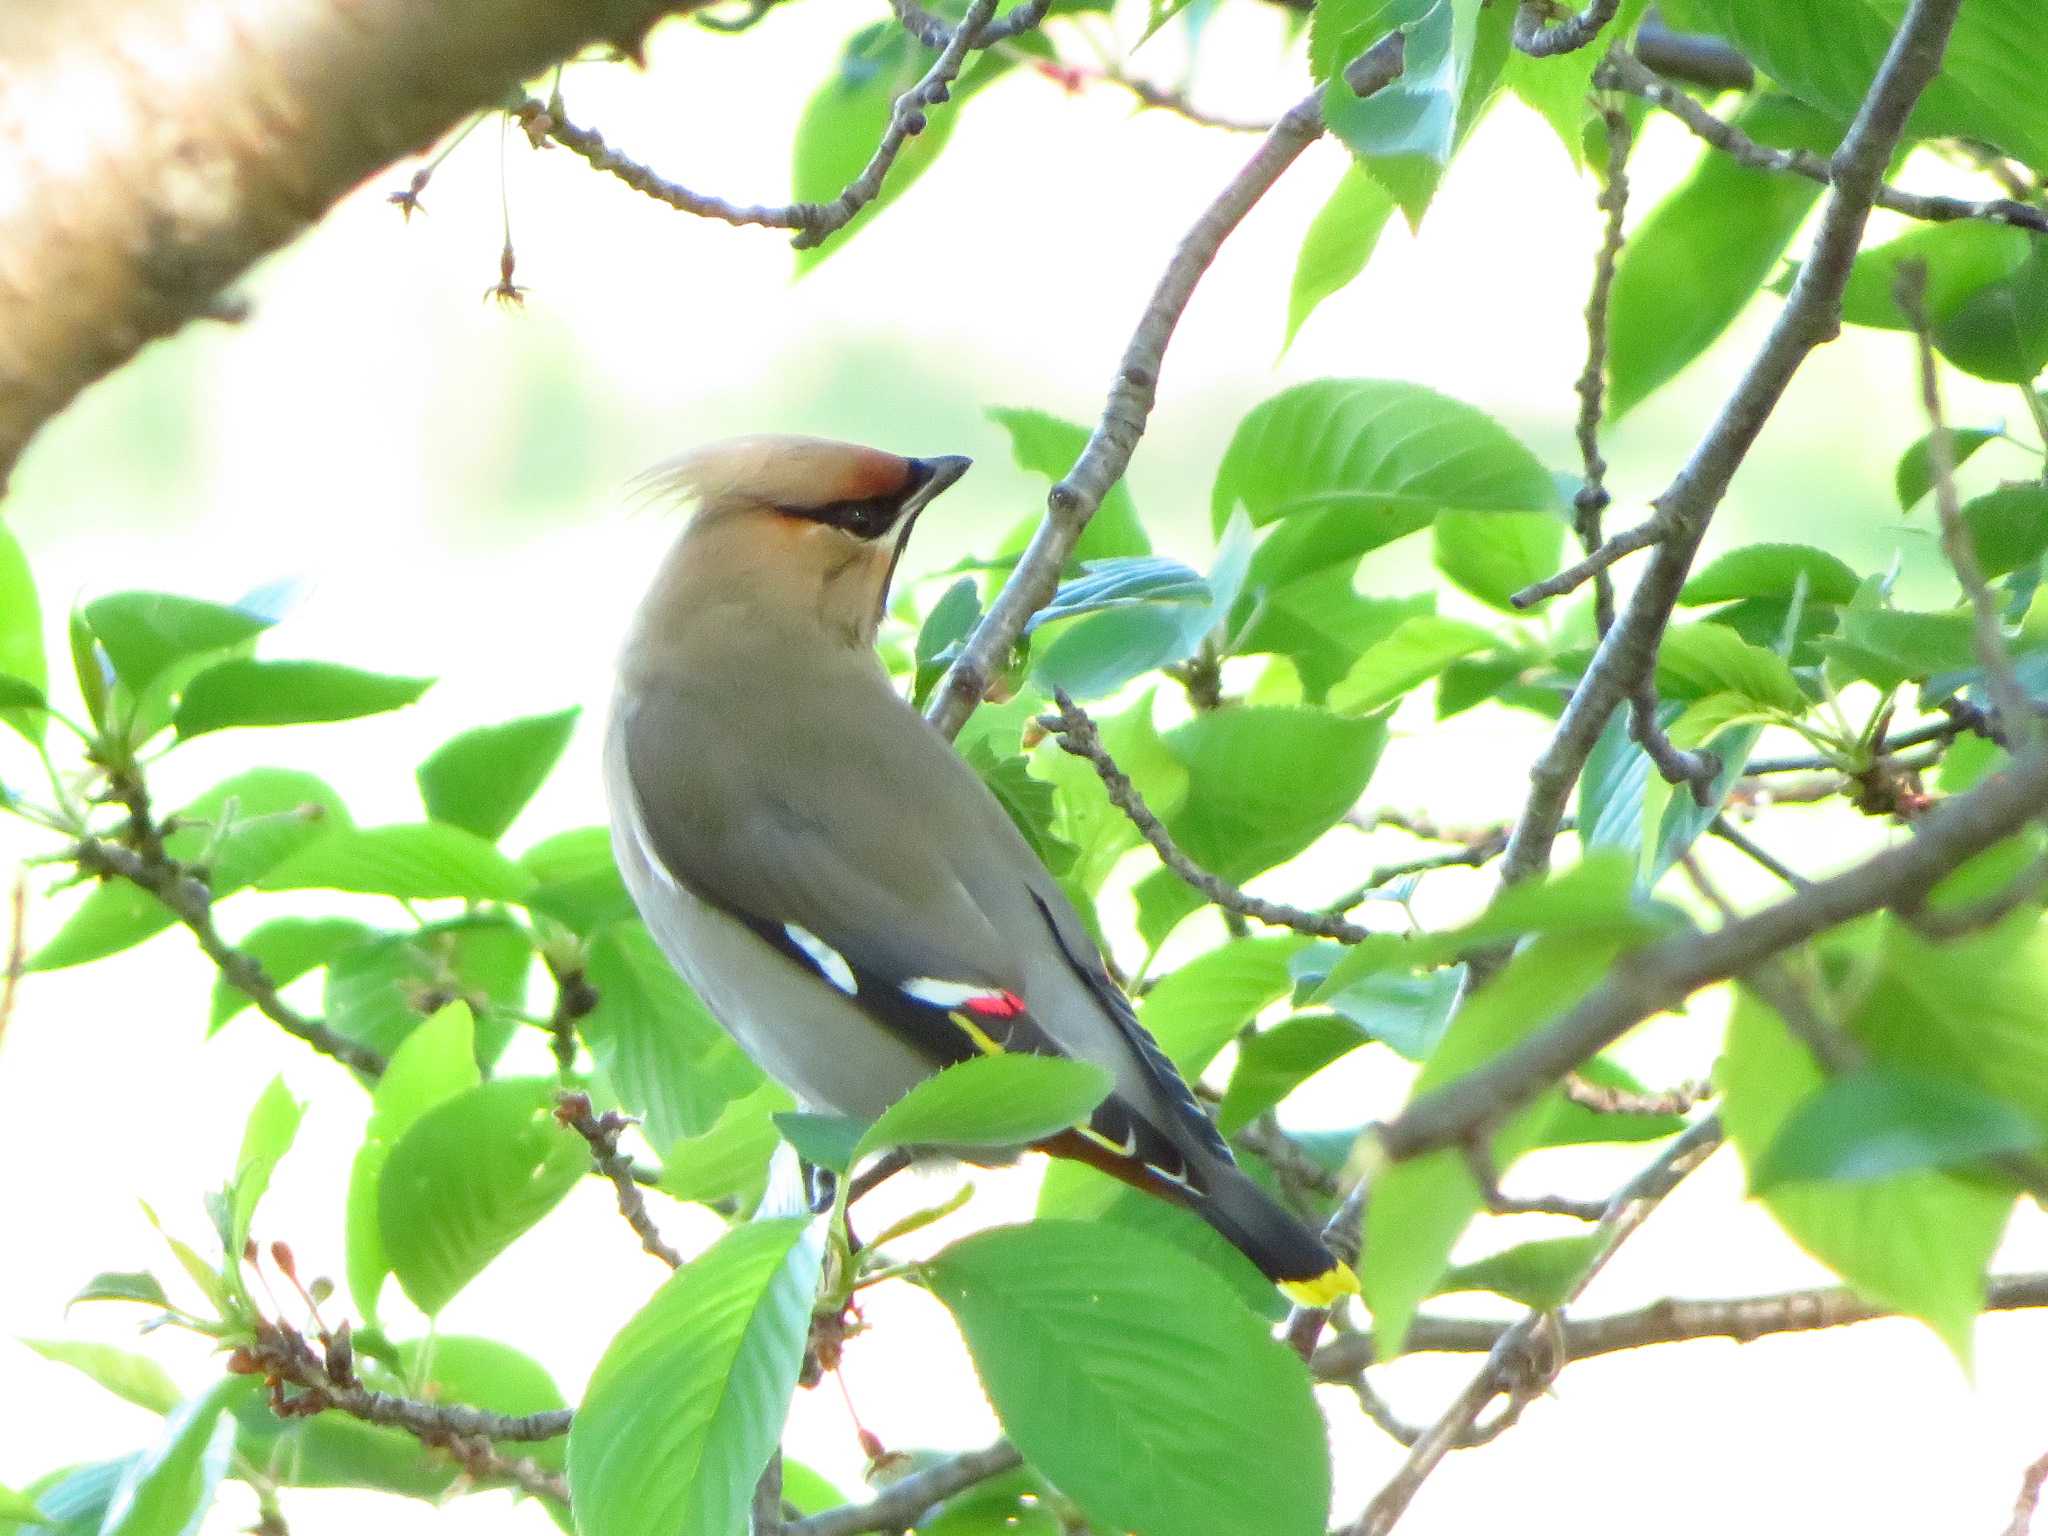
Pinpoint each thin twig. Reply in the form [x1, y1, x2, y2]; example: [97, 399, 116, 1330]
[1897, 261, 2038, 750]
[1037, 691, 1372, 942]
[751, 1454, 785, 1536]
[69, 835, 386, 1078]
[1463, 1144, 1608, 1222]
[557, 1093, 684, 1269]
[1706, 814, 1808, 888]
[1599, 50, 2048, 237]
[1326, 831, 1509, 914]
[1574, 105, 1632, 636]
[1351, 1118, 1723, 1536]
[1312, 1270, 2048, 1379]
[520, 0, 1012, 252]
[2006, 1449, 2048, 1536]
[1629, 677, 1721, 802]
[787, 1443, 1023, 1536]
[1509, 515, 1668, 610]
[889, 0, 1047, 49]
[1102, 70, 1278, 133]
[1512, 0, 1621, 58]
[1563, 1072, 1708, 1116]
[1742, 711, 1983, 775]
[542, 955, 600, 1072]
[1498, 0, 1969, 890]
[924, 34, 1409, 736]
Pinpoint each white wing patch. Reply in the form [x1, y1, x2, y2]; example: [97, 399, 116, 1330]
[784, 923, 858, 994]
[901, 977, 991, 1008]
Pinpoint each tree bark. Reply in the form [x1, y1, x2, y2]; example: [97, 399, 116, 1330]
[0, 0, 705, 486]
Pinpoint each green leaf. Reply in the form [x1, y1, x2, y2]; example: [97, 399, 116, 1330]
[1327, 613, 1495, 714]
[1578, 701, 1760, 885]
[323, 919, 532, 1064]
[1896, 428, 2000, 510]
[661, 1082, 795, 1208]
[101, 1381, 238, 1536]
[857, 1055, 1113, 1160]
[1751, 1065, 2043, 1191]
[569, 1219, 823, 1536]
[1820, 607, 1979, 690]
[379, 1078, 586, 1314]
[1303, 962, 1463, 1062]
[987, 407, 1148, 562]
[926, 1222, 1327, 1536]
[1829, 223, 2048, 382]
[1607, 95, 1837, 417]
[82, 592, 272, 697]
[1139, 937, 1308, 1075]
[1679, 544, 1861, 607]
[209, 917, 374, 1031]
[1363, 934, 1620, 1353]
[1655, 622, 1807, 712]
[20, 1341, 181, 1415]
[1432, 510, 1564, 611]
[1214, 380, 1560, 589]
[1031, 604, 1205, 700]
[913, 578, 982, 707]
[171, 660, 431, 737]
[1218, 1013, 1367, 1134]
[1497, 0, 1648, 161]
[259, 822, 534, 902]
[416, 707, 579, 842]
[0, 524, 45, 747]
[0, 1487, 46, 1525]
[6, 1458, 135, 1536]
[29, 769, 347, 972]
[773, 1111, 867, 1174]
[1234, 573, 1429, 702]
[345, 1002, 481, 1322]
[520, 827, 636, 935]
[1029, 558, 1210, 627]
[1961, 485, 2048, 580]
[228, 1076, 303, 1267]
[1315, 0, 1490, 224]
[963, 739, 1079, 876]
[1659, 0, 2048, 173]
[791, 26, 1010, 273]
[582, 921, 762, 1149]
[1720, 988, 2012, 1363]
[1283, 162, 1396, 350]
[67, 1271, 171, 1311]
[1437, 1233, 1603, 1310]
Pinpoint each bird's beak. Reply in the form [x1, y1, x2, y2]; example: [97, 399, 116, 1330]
[900, 454, 973, 528]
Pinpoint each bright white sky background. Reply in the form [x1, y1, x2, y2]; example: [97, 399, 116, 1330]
[3, 4, 2045, 1532]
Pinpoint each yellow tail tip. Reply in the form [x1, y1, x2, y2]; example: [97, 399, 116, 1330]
[1278, 1260, 1359, 1308]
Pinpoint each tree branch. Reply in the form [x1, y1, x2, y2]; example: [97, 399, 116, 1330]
[924, 35, 1408, 737]
[1512, 0, 1621, 59]
[1036, 691, 1372, 942]
[556, 1092, 684, 1269]
[0, 0, 717, 486]
[1497, 0, 1968, 888]
[787, 1443, 1023, 1536]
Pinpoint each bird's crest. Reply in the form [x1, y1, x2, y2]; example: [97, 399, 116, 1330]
[633, 435, 913, 517]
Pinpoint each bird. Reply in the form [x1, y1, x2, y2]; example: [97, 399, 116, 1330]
[603, 434, 1357, 1306]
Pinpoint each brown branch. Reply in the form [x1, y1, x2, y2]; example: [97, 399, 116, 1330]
[1102, 71, 1278, 133]
[1463, 1143, 1608, 1222]
[1599, 50, 2048, 237]
[924, 34, 1409, 736]
[542, 955, 601, 1072]
[521, 0, 1006, 250]
[1497, 0, 1968, 890]
[1379, 731, 2048, 1168]
[1629, 678, 1721, 803]
[1036, 691, 1372, 942]
[1311, 1270, 2048, 1378]
[70, 835, 387, 1078]
[1509, 515, 1669, 610]
[1706, 814, 1809, 888]
[1512, 0, 1621, 58]
[1351, 1117, 1723, 1536]
[0, 0, 717, 486]
[1573, 106, 1632, 636]
[787, 1443, 1022, 1536]
[1563, 1072, 1709, 1116]
[556, 1092, 683, 1269]
[1897, 262, 2038, 749]
[2007, 1449, 2048, 1536]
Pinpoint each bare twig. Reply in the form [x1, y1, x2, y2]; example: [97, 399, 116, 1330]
[1326, 830, 1510, 915]
[542, 955, 600, 1072]
[1351, 1117, 1723, 1536]
[751, 1455, 785, 1536]
[1706, 814, 1809, 888]
[1599, 50, 2048, 237]
[889, 0, 1048, 49]
[1498, 0, 1968, 890]
[1573, 106, 1633, 636]
[1897, 262, 2038, 750]
[925, 35, 1409, 736]
[1102, 71, 1278, 133]
[1037, 691, 1372, 942]
[1313, 1270, 2048, 1379]
[1381, 732, 2048, 1168]
[1509, 515, 1668, 610]
[1512, 0, 1621, 58]
[556, 1092, 684, 1269]
[522, 0, 1011, 252]
[1629, 679, 1721, 803]
[1463, 1144, 1608, 1222]
[70, 835, 387, 1078]
[1564, 1072, 1708, 1116]
[2006, 1450, 2048, 1536]
[787, 1443, 1023, 1536]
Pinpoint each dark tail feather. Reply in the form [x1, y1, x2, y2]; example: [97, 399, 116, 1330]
[1194, 1163, 1358, 1307]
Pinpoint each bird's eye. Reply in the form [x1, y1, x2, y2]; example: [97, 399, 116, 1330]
[776, 493, 903, 539]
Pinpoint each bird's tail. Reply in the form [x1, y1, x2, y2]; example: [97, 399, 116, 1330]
[1193, 1162, 1358, 1308]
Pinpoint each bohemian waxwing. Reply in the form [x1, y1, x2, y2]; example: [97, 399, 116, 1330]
[604, 434, 1357, 1305]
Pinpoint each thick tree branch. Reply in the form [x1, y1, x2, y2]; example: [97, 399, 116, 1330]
[1599, 51, 2048, 237]
[0, 0, 716, 486]
[1497, 0, 1967, 888]
[1037, 691, 1372, 941]
[925, 35, 1408, 736]
[787, 1443, 1023, 1536]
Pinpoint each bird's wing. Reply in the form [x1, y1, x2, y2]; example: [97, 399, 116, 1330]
[616, 684, 1225, 1191]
